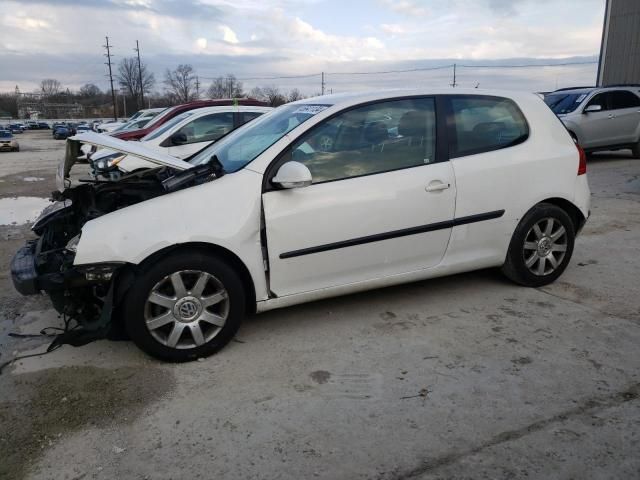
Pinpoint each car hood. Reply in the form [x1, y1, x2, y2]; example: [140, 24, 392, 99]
[64, 132, 192, 178]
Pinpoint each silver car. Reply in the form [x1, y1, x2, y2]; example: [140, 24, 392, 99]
[544, 85, 640, 157]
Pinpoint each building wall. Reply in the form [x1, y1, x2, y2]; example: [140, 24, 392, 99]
[598, 0, 640, 86]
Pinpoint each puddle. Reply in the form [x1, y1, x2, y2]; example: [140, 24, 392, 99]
[22, 177, 45, 182]
[0, 197, 50, 225]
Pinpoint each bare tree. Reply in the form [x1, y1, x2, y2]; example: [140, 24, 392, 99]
[207, 74, 244, 99]
[118, 57, 155, 107]
[261, 86, 287, 107]
[79, 83, 102, 98]
[287, 88, 303, 102]
[249, 86, 264, 101]
[164, 64, 197, 104]
[40, 78, 61, 96]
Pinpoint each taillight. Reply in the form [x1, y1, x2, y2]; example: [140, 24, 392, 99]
[576, 144, 587, 175]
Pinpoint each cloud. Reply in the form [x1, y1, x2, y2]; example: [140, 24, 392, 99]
[379, 0, 429, 17]
[219, 25, 239, 43]
[381, 24, 405, 36]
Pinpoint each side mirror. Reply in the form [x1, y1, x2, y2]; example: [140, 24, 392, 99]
[584, 104, 602, 114]
[272, 161, 312, 189]
[170, 132, 188, 145]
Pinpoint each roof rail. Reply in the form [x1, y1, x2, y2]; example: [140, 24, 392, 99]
[601, 84, 640, 88]
[553, 86, 595, 92]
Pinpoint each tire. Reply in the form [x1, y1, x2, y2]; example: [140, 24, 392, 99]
[502, 203, 575, 287]
[123, 251, 246, 362]
[632, 140, 640, 159]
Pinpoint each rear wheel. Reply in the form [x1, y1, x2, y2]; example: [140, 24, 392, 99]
[123, 251, 245, 362]
[632, 140, 640, 159]
[502, 203, 575, 287]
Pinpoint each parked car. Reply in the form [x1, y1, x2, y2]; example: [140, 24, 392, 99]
[12, 89, 590, 362]
[97, 108, 165, 133]
[544, 85, 640, 156]
[0, 130, 19, 151]
[90, 105, 271, 176]
[38, 122, 50, 129]
[76, 125, 92, 134]
[53, 126, 71, 140]
[109, 117, 156, 134]
[111, 99, 269, 141]
[8, 124, 23, 134]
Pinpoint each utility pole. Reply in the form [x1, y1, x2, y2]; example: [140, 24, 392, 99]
[321, 72, 325, 95]
[450, 63, 458, 88]
[104, 36, 118, 120]
[195, 76, 200, 99]
[134, 40, 145, 108]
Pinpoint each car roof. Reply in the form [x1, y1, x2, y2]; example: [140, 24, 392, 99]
[182, 105, 272, 116]
[288, 88, 541, 109]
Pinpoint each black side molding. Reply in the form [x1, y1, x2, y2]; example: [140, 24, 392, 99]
[279, 210, 505, 259]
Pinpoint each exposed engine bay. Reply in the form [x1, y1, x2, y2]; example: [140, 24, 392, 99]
[11, 135, 224, 338]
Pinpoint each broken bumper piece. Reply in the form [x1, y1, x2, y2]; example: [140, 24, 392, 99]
[10, 240, 123, 296]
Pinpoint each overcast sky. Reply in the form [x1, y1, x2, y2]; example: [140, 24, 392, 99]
[0, 0, 606, 95]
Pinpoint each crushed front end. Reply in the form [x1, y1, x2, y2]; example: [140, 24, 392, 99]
[11, 134, 221, 336]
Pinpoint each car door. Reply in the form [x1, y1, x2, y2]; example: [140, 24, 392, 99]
[262, 97, 457, 297]
[167, 112, 235, 158]
[607, 90, 640, 144]
[579, 92, 614, 148]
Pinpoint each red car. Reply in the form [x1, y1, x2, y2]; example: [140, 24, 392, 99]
[111, 98, 269, 141]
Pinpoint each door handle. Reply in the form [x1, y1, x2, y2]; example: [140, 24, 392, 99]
[425, 182, 450, 192]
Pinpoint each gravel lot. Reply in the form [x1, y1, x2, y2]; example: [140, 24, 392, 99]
[0, 130, 638, 480]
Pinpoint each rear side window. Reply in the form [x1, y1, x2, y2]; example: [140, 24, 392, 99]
[609, 90, 640, 109]
[448, 96, 529, 158]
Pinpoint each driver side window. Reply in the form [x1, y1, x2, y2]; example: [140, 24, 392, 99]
[290, 98, 436, 184]
[585, 93, 609, 111]
[176, 112, 234, 145]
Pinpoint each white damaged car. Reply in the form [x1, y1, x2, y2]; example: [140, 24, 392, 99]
[11, 89, 590, 361]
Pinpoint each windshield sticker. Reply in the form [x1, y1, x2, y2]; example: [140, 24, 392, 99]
[576, 94, 587, 103]
[292, 105, 330, 115]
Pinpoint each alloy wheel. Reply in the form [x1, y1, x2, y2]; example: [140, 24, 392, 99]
[144, 270, 229, 349]
[523, 217, 568, 276]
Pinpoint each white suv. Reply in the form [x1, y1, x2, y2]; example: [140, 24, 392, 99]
[12, 89, 590, 361]
[544, 85, 640, 156]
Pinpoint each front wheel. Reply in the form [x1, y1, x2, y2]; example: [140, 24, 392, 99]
[502, 203, 575, 287]
[123, 251, 246, 362]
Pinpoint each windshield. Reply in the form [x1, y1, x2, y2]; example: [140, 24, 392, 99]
[544, 92, 589, 114]
[141, 111, 196, 141]
[0, 131, 12, 138]
[190, 104, 330, 172]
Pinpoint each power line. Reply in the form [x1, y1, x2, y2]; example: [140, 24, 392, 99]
[197, 61, 595, 84]
[457, 60, 598, 69]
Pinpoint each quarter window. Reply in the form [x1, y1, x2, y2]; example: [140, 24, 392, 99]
[448, 96, 529, 158]
[289, 98, 436, 184]
[176, 112, 234, 145]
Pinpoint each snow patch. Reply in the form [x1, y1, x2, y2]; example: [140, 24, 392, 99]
[0, 197, 51, 225]
[23, 177, 45, 182]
